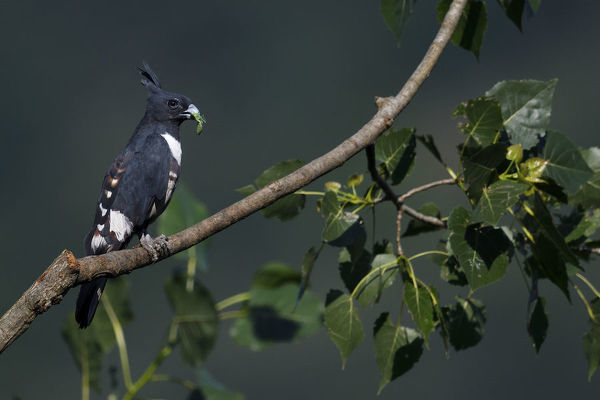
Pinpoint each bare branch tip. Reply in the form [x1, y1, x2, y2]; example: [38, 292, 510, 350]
[64, 250, 78, 271]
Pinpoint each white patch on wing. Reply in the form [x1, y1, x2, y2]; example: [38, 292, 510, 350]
[166, 170, 178, 202]
[161, 133, 182, 165]
[109, 209, 133, 242]
[149, 202, 157, 218]
[97, 224, 105, 231]
[166, 180, 176, 202]
[105, 190, 112, 199]
[91, 232, 107, 252]
[99, 203, 107, 216]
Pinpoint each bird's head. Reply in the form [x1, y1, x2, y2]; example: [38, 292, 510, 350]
[139, 62, 200, 125]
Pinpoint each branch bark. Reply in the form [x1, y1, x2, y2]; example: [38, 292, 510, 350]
[0, 0, 468, 354]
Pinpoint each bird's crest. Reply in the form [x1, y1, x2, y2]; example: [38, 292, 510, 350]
[138, 61, 162, 89]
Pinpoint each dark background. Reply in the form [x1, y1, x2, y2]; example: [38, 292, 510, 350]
[1, 1, 599, 398]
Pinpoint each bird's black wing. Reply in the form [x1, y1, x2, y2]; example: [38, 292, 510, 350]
[78, 134, 174, 328]
[111, 133, 175, 231]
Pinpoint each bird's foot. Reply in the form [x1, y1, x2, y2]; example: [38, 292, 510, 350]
[140, 234, 171, 262]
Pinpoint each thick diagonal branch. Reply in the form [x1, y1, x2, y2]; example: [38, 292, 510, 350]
[0, 0, 468, 355]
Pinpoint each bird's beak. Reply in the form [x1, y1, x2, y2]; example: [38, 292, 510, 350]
[179, 104, 200, 120]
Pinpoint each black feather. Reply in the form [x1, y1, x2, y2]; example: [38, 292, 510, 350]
[138, 60, 161, 88]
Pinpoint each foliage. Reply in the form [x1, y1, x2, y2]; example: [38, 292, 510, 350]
[61, 1, 600, 398]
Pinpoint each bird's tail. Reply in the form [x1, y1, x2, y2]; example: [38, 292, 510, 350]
[75, 277, 107, 328]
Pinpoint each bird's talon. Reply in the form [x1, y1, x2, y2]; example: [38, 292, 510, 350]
[140, 234, 170, 262]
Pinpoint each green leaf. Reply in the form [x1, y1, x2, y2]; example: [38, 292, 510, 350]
[506, 144, 523, 163]
[375, 128, 416, 185]
[541, 131, 594, 194]
[565, 209, 600, 243]
[448, 207, 509, 291]
[230, 283, 322, 350]
[252, 261, 300, 289]
[437, 0, 487, 59]
[402, 202, 443, 236]
[571, 173, 600, 209]
[61, 320, 104, 391]
[298, 246, 320, 302]
[380, 0, 418, 46]
[324, 181, 342, 192]
[158, 185, 210, 271]
[486, 79, 558, 150]
[403, 282, 436, 345]
[530, 234, 570, 300]
[473, 180, 529, 226]
[583, 325, 600, 381]
[497, 0, 525, 31]
[520, 158, 549, 183]
[373, 313, 424, 393]
[439, 254, 468, 287]
[582, 147, 600, 172]
[347, 173, 364, 188]
[527, 0, 541, 13]
[324, 290, 365, 367]
[320, 190, 367, 247]
[527, 296, 548, 354]
[533, 178, 568, 203]
[242, 159, 305, 221]
[355, 254, 400, 307]
[417, 134, 444, 164]
[165, 273, 219, 365]
[323, 211, 366, 247]
[339, 246, 372, 292]
[453, 97, 503, 146]
[190, 369, 245, 400]
[462, 143, 508, 203]
[524, 193, 579, 266]
[235, 184, 256, 196]
[442, 297, 486, 351]
[583, 298, 600, 381]
[61, 277, 133, 391]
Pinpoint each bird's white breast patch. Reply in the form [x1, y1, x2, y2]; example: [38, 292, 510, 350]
[161, 133, 182, 166]
[109, 209, 133, 242]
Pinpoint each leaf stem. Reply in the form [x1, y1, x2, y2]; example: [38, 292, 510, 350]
[215, 292, 251, 311]
[408, 250, 448, 261]
[573, 284, 597, 323]
[122, 322, 178, 400]
[186, 247, 197, 292]
[101, 294, 133, 390]
[150, 374, 198, 390]
[575, 273, 600, 299]
[81, 333, 90, 400]
[219, 310, 248, 320]
[350, 259, 401, 299]
[294, 190, 325, 196]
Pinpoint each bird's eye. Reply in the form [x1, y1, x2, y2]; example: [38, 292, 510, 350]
[167, 99, 180, 109]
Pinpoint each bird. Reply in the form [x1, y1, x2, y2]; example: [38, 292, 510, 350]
[75, 62, 201, 328]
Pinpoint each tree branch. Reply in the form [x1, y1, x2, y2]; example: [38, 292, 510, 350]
[0, 0, 468, 355]
[397, 178, 457, 202]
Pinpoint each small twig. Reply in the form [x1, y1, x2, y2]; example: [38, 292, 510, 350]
[366, 144, 400, 209]
[397, 178, 456, 202]
[366, 144, 446, 228]
[401, 204, 446, 227]
[396, 210, 404, 255]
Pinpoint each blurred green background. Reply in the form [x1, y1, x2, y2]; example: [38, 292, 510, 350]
[1, 0, 599, 398]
